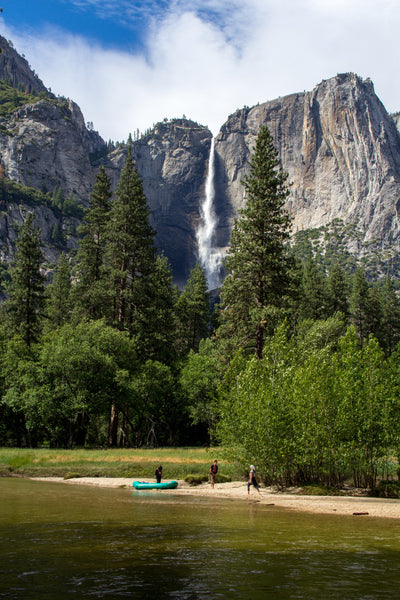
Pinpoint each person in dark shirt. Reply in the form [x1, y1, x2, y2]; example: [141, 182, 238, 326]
[155, 465, 162, 483]
[210, 459, 218, 488]
[247, 465, 261, 495]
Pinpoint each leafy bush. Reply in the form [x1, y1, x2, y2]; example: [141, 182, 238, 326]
[371, 481, 400, 498]
[184, 474, 209, 486]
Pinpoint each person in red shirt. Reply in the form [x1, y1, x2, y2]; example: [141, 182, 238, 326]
[210, 459, 218, 488]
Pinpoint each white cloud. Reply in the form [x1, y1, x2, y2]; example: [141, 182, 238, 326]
[1, 0, 399, 142]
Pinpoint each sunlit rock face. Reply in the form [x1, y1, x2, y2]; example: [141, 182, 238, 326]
[213, 74, 400, 272]
[0, 36, 105, 202]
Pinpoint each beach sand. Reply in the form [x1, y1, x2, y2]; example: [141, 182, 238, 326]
[30, 477, 400, 519]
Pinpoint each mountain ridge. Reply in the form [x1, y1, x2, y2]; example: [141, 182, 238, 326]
[0, 36, 400, 285]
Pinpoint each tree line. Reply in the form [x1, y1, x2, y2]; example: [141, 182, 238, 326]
[0, 144, 210, 448]
[1, 126, 400, 491]
[212, 126, 400, 490]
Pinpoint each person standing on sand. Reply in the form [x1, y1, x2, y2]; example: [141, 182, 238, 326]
[155, 465, 162, 484]
[248, 465, 261, 495]
[210, 459, 218, 488]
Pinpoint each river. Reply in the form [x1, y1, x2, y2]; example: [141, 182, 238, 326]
[1, 478, 400, 599]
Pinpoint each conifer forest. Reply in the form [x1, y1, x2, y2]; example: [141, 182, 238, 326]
[2, 126, 400, 492]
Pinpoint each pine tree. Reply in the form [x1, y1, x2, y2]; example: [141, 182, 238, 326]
[327, 262, 349, 319]
[365, 282, 384, 344]
[3, 212, 45, 346]
[298, 257, 329, 321]
[176, 262, 210, 356]
[350, 268, 370, 346]
[218, 125, 292, 358]
[45, 253, 72, 329]
[107, 144, 156, 339]
[105, 145, 157, 445]
[73, 166, 112, 320]
[381, 275, 400, 354]
[145, 253, 178, 364]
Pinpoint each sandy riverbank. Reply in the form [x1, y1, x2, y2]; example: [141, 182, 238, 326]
[30, 477, 400, 519]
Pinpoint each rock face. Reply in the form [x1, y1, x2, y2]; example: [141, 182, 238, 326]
[135, 120, 211, 286]
[0, 202, 80, 266]
[1, 98, 106, 201]
[105, 120, 212, 286]
[0, 38, 212, 284]
[1, 33, 400, 285]
[213, 73, 400, 273]
[0, 36, 48, 95]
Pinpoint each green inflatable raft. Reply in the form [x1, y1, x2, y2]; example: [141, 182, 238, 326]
[132, 480, 178, 490]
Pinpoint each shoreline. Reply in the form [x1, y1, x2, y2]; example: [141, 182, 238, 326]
[30, 477, 400, 519]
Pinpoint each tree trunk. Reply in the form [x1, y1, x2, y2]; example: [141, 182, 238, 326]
[255, 322, 264, 359]
[108, 404, 119, 446]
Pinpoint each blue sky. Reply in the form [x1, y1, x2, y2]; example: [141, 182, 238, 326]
[2, 0, 168, 52]
[0, 0, 399, 142]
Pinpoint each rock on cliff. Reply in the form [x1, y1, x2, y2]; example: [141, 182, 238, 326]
[0, 36, 48, 95]
[0, 36, 106, 266]
[1, 98, 106, 201]
[214, 73, 400, 276]
[104, 119, 212, 286]
[0, 38, 212, 282]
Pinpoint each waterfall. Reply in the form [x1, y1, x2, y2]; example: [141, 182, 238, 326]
[196, 137, 223, 290]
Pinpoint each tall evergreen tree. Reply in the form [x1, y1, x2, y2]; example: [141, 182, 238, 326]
[176, 262, 210, 357]
[107, 144, 157, 340]
[365, 282, 384, 345]
[45, 253, 72, 329]
[350, 268, 370, 346]
[298, 257, 329, 321]
[144, 253, 178, 364]
[218, 125, 292, 358]
[327, 262, 349, 319]
[3, 212, 45, 346]
[73, 166, 112, 320]
[106, 145, 157, 445]
[381, 274, 400, 354]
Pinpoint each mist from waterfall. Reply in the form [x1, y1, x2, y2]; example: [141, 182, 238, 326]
[196, 137, 223, 290]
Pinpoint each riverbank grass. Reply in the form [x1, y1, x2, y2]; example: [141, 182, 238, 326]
[0, 447, 240, 480]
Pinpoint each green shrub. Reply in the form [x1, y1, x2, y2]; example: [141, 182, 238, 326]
[215, 473, 231, 483]
[63, 472, 81, 480]
[184, 474, 209, 486]
[371, 480, 400, 498]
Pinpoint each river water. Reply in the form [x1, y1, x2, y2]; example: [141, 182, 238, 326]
[1, 478, 400, 599]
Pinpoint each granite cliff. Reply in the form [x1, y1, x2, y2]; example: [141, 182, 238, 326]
[0, 35, 400, 286]
[213, 73, 400, 278]
[103, 120, 211, 286]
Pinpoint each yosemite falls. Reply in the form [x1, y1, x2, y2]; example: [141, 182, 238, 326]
[196, 137, 223, 290]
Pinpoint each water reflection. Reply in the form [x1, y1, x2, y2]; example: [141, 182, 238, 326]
[1, 478, 400, 599]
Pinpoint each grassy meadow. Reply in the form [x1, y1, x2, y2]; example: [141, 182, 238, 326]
[0, 447, 243, 482]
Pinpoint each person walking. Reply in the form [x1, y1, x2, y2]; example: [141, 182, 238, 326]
[210, 459, 218, 488]
[247, 465, 261, 495]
